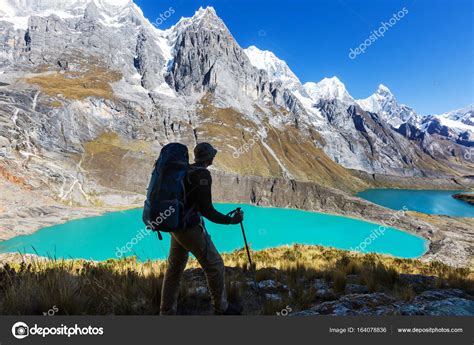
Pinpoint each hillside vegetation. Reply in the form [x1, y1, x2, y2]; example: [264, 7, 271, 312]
[0, 245, 472, 315]
[25, 67, 121, 100]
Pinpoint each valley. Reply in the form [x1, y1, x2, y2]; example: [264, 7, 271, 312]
[0, 1, 472, 274]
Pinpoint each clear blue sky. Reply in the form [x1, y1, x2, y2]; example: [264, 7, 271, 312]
[134, 0, 473, 115]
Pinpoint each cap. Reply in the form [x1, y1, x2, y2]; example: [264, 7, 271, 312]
[194, 142, 218, 163]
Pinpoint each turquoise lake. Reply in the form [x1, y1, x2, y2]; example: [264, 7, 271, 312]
[357, 189, 473, 217]
[0, 204, 428, 261]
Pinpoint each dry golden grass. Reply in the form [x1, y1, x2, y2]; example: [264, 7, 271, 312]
[1, 245, 471, 315]
[83, 132, 151, 155]
[25, 68, 121, 100]
[78, 132, 154, 194]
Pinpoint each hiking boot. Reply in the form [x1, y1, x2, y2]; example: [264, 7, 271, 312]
[216, 303, 243, 315]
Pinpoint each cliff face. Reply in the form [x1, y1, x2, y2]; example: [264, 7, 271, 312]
[1, 2, 473, 212]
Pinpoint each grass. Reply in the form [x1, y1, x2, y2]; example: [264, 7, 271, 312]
[0, 245, 472, 315]
[78, 132, 155, 194]
[25, 68, 121, 100]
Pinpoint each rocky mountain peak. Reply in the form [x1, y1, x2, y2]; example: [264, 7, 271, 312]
[1, 0, 133, 17]
[356, 84, 419, 128]
[0, 0, 472, 186]
[244, 45, 300, 89]
[303, 77, 354, 104]
[375, 83, 393, 97]
[0, 0, 138, 30]
[171, 6, 227, 35]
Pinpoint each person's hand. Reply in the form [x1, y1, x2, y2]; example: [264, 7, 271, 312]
[229, 210, 244, 224]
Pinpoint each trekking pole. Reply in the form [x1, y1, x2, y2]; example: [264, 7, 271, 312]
[231, 207, 265, 314]
[236, 207, 253, 267]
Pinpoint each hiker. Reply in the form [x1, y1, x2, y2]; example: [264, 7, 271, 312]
[159, 142, 244, 315]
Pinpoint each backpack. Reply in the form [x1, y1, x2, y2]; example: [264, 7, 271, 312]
[142, 143, 195, 240]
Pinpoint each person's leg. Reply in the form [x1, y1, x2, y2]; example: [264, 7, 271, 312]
[160, 235, 189, 315]
[172, 225, 228, 314]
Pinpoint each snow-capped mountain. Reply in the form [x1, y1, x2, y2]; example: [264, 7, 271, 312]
[303, 77, 354, 104]
[436, 104, 474, 127]
[356, 84, 420, 128]
[416, 105, 474, 147]
[0, 0, 133, 29]
[0, 1, 472, 206]
[244, 45, 300, 90]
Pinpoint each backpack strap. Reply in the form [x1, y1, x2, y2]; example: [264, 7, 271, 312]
[182, 166, 207, 228]
[186, 165, 206, 184]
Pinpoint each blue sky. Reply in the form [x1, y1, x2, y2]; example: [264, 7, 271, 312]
[134, 0, 473, 115]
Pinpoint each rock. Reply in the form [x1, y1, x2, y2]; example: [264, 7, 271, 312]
[258, 279, 289, 293]
[265, 293, 282, 302]
[294, 289, 474, 316]
[413, 289, 468, 302]
[399, 274, 437, 290]
[194, 286, 208, 295]
[313, 279, 336, 300]
[420, 298, 474, 316]
[293, 293, 398, 316]
[345, 284, 369, 294]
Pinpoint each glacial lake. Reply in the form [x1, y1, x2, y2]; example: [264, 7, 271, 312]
[357, 189, 473, 217]
[0, 204, 428, 261]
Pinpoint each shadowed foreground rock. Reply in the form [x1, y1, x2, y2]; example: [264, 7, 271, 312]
[293, 290, 474, 316]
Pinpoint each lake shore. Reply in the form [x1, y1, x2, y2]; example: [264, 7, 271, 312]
[1, 173, 473, 268]
[452, 193, 474, 206]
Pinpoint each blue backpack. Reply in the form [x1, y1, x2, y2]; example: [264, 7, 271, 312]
[142, 143, 195, 240]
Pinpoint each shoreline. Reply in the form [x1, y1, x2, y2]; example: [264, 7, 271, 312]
[1, 174, 473, 268]
[452, 193, 474, 206]
[0, 202, 431, 262]
[0, 199, 460, 267]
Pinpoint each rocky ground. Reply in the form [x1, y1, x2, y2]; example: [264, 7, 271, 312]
[293, 288, 474, 316]
[453, 193, 474, 206]
[0, 178, 142, 241]
[180, 269, 474, 316]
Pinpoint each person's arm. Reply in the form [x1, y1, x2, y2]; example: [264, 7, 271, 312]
[195, 170, 232, 225]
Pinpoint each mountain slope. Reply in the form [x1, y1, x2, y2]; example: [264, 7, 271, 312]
[0, 1, 473, 207]
[436, 104, 474, 126]
[244, 45, 300, 90]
